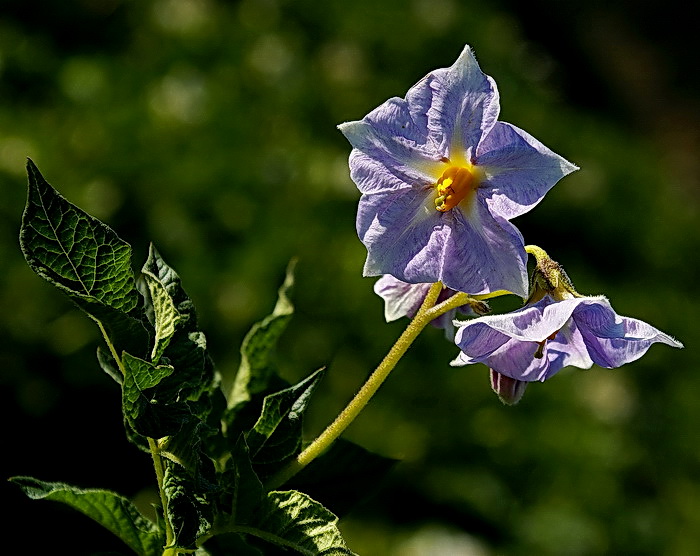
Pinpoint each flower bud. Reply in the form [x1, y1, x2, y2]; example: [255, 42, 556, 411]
[490, 369, 528, 405]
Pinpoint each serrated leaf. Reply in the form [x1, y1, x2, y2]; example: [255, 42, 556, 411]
[246, 368, 325, 479]
[20, 159, 148, 355]
[286, 439, 398, 516]
[246, 490, 355, 555]
[226, 260, 296, 409]
[10, 476, 164, 555]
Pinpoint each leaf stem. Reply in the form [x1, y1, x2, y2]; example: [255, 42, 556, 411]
[266, 282, 480, 490]
[148, 438, 177, 555]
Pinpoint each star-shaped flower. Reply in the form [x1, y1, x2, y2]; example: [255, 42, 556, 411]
[451, 295, 683, 382]
[339, 45, 577, 297]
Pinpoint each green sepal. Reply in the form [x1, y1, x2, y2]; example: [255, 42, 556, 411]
[10, 476, 164, 555]
[19, 159, 149, 356]
[246, 368, 325, 480]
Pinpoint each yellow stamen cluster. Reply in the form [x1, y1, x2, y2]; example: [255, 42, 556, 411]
[434, 165, 476, 212]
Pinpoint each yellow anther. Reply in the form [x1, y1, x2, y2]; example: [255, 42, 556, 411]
[434, 165, 476, 212]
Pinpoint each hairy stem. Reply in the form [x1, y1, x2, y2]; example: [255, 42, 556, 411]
[265, 282, 480, 490]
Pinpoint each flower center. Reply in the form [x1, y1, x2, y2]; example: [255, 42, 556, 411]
[434, 165, 477, 212]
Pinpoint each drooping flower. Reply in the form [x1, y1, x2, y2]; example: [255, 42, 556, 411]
[338, 45, 578, 297]
[451, 294, 684, 382]
[374, 275, 486, 339]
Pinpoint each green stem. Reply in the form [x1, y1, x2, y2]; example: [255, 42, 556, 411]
[265, 282, 484, 490]
[95, 320, 176, 554]
[524, 244, 549, 263]
[149, 438, 177, 555]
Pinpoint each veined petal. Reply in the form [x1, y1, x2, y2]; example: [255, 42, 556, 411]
[358, 188, 448, 283]
[347, 147, 433, 195]
[374, 275, 470, 339]
[572, 298, 684, 367]
[441, 197, 528, 296]
[476, 122, 579, 219]
[453, 294, 683, 383]
[339, 97, 446, 194]
[374, 275, 432, 322]
[546, 319, 594, 372]
[423, 46, 501, 158]
[452, 325, 556, 381]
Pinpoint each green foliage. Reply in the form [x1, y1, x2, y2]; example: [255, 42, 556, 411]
[20, 159, 148, 356]
[225, 259, 297, 411]
[246, 490, 355, 555]
[9, 477, 164, 555]
[13, 162, 393, 554]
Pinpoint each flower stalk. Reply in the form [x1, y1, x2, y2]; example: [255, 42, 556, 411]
[266, 282, 481, 490]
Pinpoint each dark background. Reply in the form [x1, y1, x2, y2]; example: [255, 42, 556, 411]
[1, 1, 697, 554]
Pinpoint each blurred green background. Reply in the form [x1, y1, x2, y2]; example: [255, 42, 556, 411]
[1, 1, 697, 554]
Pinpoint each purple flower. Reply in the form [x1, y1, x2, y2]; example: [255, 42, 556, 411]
[490, 369, 528, 405]
[452, 295, 683, 382]
[374, 275, 477, 339]
[338, 45, 577, 297]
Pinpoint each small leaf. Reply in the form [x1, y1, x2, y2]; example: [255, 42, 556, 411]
[226, 260, 296, 410]
[247, 490, 355, 555]
[246, 368, 325, 479]
[142, 243, 198, 330]
[142, 266, 181, 363]
[141, 244, 191, 363]
[141, 245, 217, 410]
[10, 476, 164, 555]
[121, 352, 185, 438]
[20, 159, 148, 355]
[227, 436, 264, 526]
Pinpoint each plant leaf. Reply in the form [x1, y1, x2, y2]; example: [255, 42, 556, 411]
[228, 436, 264, 526]
[246, 368, 325, 480]
[142, 263, 181, 363]
[10, 476, 164, 555]
[226, 260, 296, 410]
[121, 352, 187, 438]
[141, 245, 217, 410]
[19, 159, 148, 355]
[163, 460, 215, 550]
[245, 490, 355, 555]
